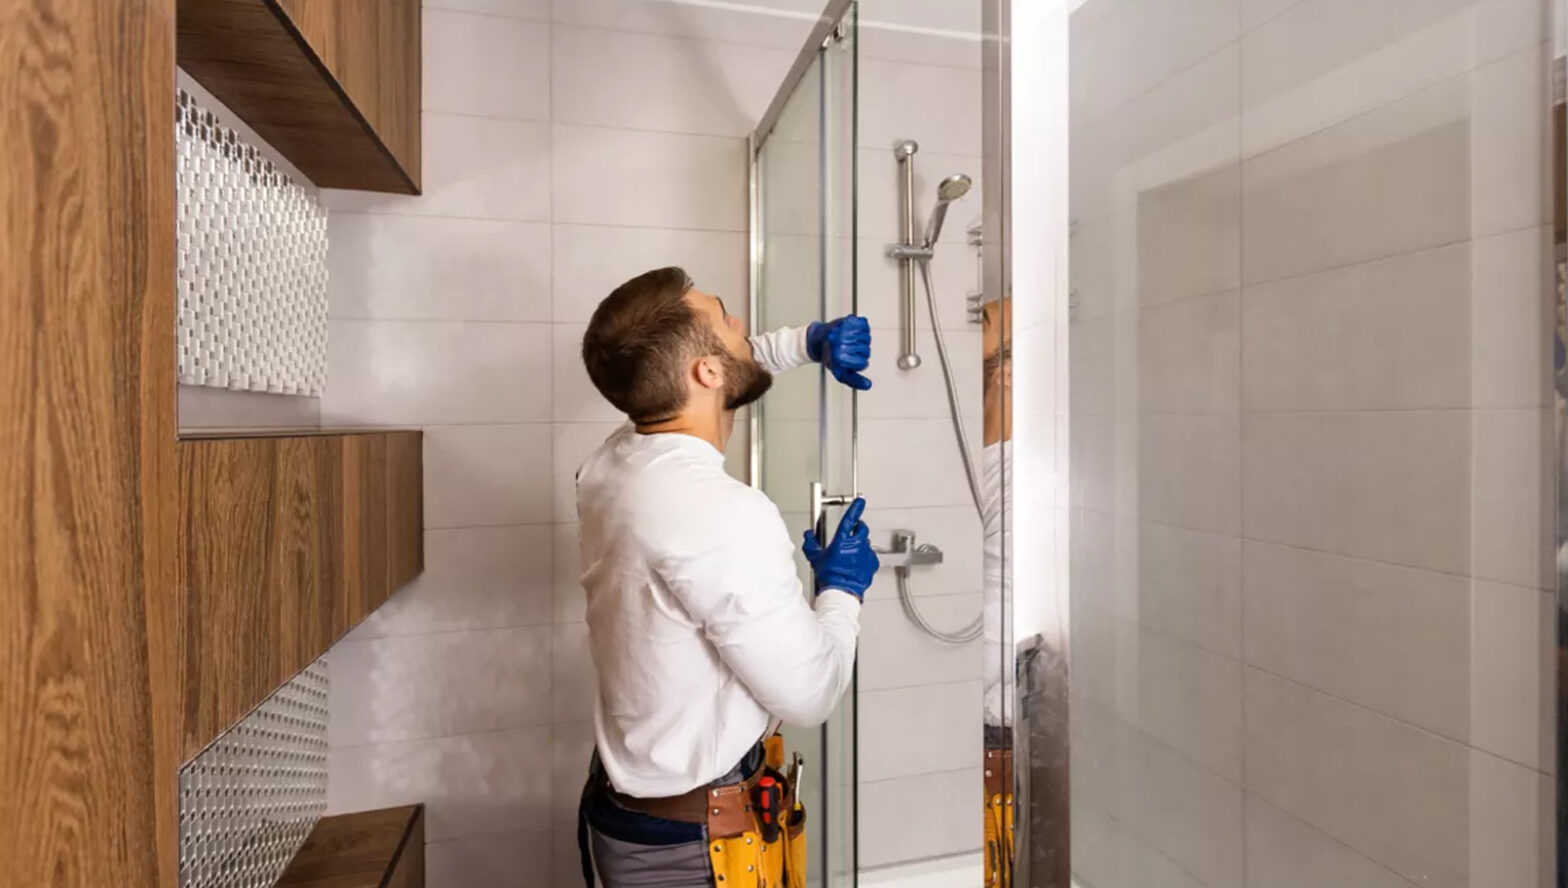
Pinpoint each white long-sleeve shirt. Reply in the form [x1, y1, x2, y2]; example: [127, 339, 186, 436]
[575, 326, 861, 798]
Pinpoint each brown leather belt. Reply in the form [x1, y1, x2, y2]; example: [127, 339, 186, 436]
[609, 760, 767, 838]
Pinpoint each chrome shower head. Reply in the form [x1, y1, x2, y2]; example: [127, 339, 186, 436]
[923, 173, 973, 247]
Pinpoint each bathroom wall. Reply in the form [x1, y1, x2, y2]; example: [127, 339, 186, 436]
[1068, 1, 1555, 886]
[850, 0, 992, 872]
[315, 3, 813, 885]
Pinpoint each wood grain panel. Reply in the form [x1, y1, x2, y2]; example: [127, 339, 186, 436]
[276, 805, 425, 888]
[177, 0, 420, 193]
[176, 431, 422, 758]
[0, 2, 179, 887]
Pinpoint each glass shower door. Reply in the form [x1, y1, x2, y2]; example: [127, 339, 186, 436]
[752, 5, 858, 885]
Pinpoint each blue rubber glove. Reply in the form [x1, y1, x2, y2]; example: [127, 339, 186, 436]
[806, 316, 873, 391]
[801, 498, 880, 600]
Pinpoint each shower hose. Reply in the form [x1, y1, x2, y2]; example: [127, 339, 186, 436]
[898, 258, 984, 645]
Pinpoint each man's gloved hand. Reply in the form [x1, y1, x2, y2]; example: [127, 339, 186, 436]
[802, 497, 880, 600]
[806, 316, 873, 391]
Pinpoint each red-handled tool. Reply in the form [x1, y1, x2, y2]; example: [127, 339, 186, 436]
[756, 776, 782, 843]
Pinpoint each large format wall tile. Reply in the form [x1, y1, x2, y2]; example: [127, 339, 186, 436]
[1138, 289, 1240, 414]
[1244, 668, 1467, 887]
[1242, 243, 1471, 412]
[1139, 413, 1242, 535]
[330, 626, 553, 746]
[424, 9, 550, 120]
[1241, 77, 1470, 285]
[354, 526, 554, 638]
[1137, 521, 1242, 659]
[552, 25, 791, 138]
[1243, 541, 1470, 740]
[552, 125, 747, 230]
[1242, 410, 1470, 575]
[1244, 794, 1416, 888]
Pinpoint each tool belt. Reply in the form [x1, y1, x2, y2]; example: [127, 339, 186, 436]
[606, 747, 766, 836]
[585, 736, 806, 887]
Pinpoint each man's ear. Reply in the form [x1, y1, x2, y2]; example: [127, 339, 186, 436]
[693, 355, 724, 391]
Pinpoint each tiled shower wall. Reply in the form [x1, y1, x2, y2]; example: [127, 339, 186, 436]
[316, 3, 805, 886]
[1068, 0, 1555, 886]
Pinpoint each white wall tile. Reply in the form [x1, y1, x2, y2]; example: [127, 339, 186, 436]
[323, 115, 552, 221]
[551, 719, 596, 826]
[354, 526, 553, 639]
[329, 625, 553, 746]
[552, 125, 747, 230]
[1470, 582, 1554, 772]
[553, 522, 585, 623]
[1244, 668, 1467, 887]
[1243, 541, 1470, 741]
[1468, 747, 1554, 888]
[425, 424, 554, 528]
[1136, 628, 1243, 781]
[1470, 44, 1550, 239]
[429, 0, 549, 20]
[177, 386, 320, 432]
[857, 768, 985, 868]
[1138, 521, 1242, 659]
[327, 726, 553, 841]
[858, 594, 983, 690]
[552, 225, 747, 323]
[859, 327, 983, 421]
[859, 58, 984, 157]
[1471, 226, 1552, 409]
[1240, 77, 1469, 285]
[550, 0, 820, 50]
[553, 622, 597, 723]
[857, 681, 981, 781]
[1471, 408, 1552, 590]
[1139, 413, 1242, 535]
[552, 25, 792, 137]
[552, 422, 622, 522]
[324, 320, 551, 425]
[1243, 243, 1471, 412]
[329, 215, 552, 322]
[425, 830, 553, 888]
[1137, 166, 1242, 306]
[424, 9, 550, 120]
[856, 238, 979, 332]
[1068, 0, 1240, 123]
[1138, 290, 1240, 414]
[1244, 795, 1415, 888]
[1242, 411, 1470, 575]
[860, 418, 981, 508]
[1242, 0, 1473, 110]
[1123, 726, 1245, 888]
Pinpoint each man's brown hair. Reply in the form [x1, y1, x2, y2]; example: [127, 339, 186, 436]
[582, 267, 719, 422]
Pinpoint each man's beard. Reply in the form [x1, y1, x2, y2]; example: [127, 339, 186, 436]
[721, 350, 773, 410]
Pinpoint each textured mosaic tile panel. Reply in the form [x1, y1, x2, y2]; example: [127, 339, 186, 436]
[176, 89, 328, 397]
[178, 658, 329, 888]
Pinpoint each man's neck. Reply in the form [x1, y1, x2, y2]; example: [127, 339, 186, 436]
[635, 406, 732, 454]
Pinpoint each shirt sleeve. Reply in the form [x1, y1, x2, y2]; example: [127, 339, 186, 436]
[651, 480, 860, 727]
[749, 326, 814, 375]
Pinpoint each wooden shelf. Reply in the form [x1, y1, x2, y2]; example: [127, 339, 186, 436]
[177, 0, 421, 193]
[176, 430, 423, 758]
[278, 805, 425, 888]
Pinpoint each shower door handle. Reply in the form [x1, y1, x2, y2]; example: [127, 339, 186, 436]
[809, 480, 856, 542]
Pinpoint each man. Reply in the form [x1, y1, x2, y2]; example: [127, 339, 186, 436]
[573, 267, 880, 887]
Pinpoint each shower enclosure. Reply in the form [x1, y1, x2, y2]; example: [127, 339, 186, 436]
[753, 0, 1564, 885]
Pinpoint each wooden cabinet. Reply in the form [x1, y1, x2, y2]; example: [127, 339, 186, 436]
[178, 0, 421, 193]
[277, 805, 426, 888]
[176, 431, 424, 759]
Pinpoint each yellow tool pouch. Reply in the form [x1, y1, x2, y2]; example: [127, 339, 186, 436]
[706, 736, 806, 887]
